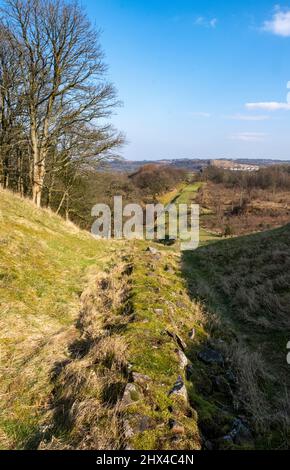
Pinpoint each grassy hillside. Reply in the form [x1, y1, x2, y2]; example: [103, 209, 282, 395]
[182, 224, 290, 448]
[1, 188, 289, 450]
[0, 189, 114, 449]
[0, 189, 204, 450]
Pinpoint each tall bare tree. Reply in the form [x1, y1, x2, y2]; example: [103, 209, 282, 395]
[1, 0, 122, 206]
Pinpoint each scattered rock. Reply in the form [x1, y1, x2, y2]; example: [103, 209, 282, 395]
[188, 328, 196, 340]
[123, 415, 153, 441]
[229, 418, 253, 445]
[169, 419, 185, 435]
[132, 372, 151, 387]
[164, 264, 174, 273]
[166, 330, 187, 351]
[171, 436, 182, 444]
[185, 364, 195, 381]
[168, 376, 188, 402]
[121, 383, 140, 406]
[225, 369, 237, 385]
[154, 309, 164, 315]
[137, 416, 152, 433]
[176, 300, 187, 309]
[146, 246, 159, 256]
[177, 349, 188, 369]
[203, 440, 214, 451]
[123, 420, 134, 439]
[216, 434, 235, 449]
[198, 348, 224, 365]
[123, 264, 134, 276]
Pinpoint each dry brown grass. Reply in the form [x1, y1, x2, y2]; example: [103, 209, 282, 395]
[0, 189, 116, 449]
[197, 182, 290, 236]
[183, 223, 290, 447]
[40, 262, 134, 450]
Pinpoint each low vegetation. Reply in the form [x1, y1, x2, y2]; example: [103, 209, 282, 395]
[182, 223, 290, 449]
[197, 165, 290, 236]
[0, 189, 114, 449]
[1, 181, 290, 450]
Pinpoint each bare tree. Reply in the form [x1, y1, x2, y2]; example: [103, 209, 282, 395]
[1, 0, 122, 206]
[0, 24, 27, 192]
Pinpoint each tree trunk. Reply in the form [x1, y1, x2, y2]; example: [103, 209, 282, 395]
[31, 116, 45, 207]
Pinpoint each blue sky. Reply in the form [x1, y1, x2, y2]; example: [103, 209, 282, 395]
[85, 0, 290, 160]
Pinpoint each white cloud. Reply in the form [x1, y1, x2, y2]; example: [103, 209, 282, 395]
[194, 16, 218, 28]
[246, 102, 290, 111]
[210, 18, 218, 28]
[190, 112, 211, 118]
[230, 132, 267, 142]
[225, 113, 270, 121]
[263, 9, 290, 37]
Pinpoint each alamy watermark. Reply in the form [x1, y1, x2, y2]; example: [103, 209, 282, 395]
[91, 196, 199, 251]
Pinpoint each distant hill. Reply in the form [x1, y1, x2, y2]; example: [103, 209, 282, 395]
[105, 157, 290, 173]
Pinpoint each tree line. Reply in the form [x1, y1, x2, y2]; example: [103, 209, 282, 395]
[0, 0, 124, 212]
[203, 164, 290, 192]
[68, 164, 186, 229]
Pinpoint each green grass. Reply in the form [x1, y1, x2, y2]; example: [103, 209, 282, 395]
[159, 181, 221, 247]
[0, 189, 114, 449]
[2, 187, 288, 450]
[119, 241, 206, 450]
[174, 182, 203, 205]
[158, 183, 186, 206]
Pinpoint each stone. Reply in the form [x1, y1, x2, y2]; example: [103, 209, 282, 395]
[168, 376, 188, 402]
[132, 372, 151, 386]
[166, 330, 187, 351]
[121, 383, 140, 406]
[164, 264, 174, 273]
[124, 415, 154, 440]
[229, 418, 253, 445]
[176, 300, 187, 309]
[177, 349, 188, 369]
[169, 419, 185, 435]
[225, 369, 237, 385]
[171, 436, 182, 444]
[146, 246, 159, 256]
[137, 416, 152, 433]
[189, 328, 196, 340]
[197, 348, 224, 365]
[185, 364, 195, 381]
[123, 420, 134, 439]
[216, 435, 235, 449]
[203, 440, 214, 451]
[154, 309, 164, 315]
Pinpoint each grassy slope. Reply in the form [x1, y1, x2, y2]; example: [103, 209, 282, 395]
[0, 189, 205, 450]
[182, 224, 290, 448]
[0, 189, 113, 449]
[39, 242, 204, 450]
[1, 186, 289, 450]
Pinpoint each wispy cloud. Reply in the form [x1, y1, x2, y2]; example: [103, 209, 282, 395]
[246, 102, 290, 111]
[190, 111, 212, 118]
[225, 113, 270, 121]
[263, 8, 290, 37]
[194, 16, 218, 29]
[230, 132, 267, 142]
